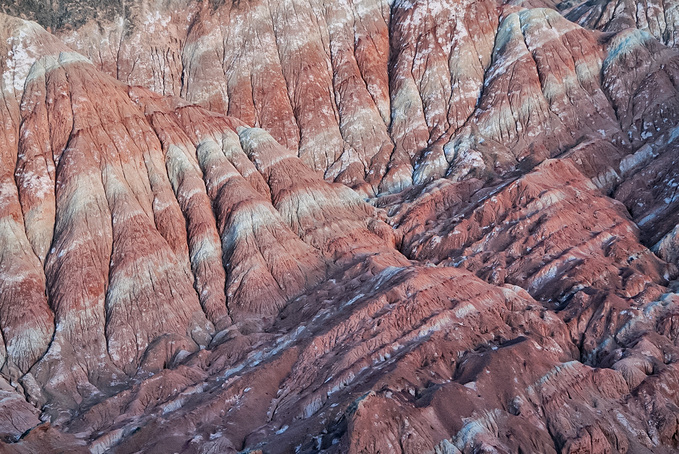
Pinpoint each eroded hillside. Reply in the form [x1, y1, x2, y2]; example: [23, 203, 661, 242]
[0, 1, 678, 453]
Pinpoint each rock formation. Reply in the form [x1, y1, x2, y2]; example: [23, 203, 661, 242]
[0, 0, 678, 453]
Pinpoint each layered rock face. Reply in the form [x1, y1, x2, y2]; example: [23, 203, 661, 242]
[1, 0, 679, 453]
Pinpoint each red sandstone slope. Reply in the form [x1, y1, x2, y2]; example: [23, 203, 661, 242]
[0, 1, 679, 453]
[9, 0, 675, 195]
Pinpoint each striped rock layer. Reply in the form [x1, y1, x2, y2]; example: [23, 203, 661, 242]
[0, 1, 678, 453]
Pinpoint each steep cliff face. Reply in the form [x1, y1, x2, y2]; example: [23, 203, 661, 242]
[1, 1, 679, 453]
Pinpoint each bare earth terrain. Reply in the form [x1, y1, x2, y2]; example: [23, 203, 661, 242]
[1, 0, 679, 452]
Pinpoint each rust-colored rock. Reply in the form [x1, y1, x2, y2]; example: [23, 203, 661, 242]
[1, 2, 679, 453]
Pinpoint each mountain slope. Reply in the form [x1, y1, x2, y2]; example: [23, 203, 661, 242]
[0, 1, 678, 453]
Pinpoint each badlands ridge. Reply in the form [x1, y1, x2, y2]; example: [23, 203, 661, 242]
[0, 0, 678, 452]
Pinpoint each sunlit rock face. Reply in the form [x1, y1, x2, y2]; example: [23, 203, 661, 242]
[1, 1, 679, 453]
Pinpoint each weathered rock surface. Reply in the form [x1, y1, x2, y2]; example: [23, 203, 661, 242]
[1, 1, 679, 453]
[4, 0, 679, 192]
[565, 0, 679, 48]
